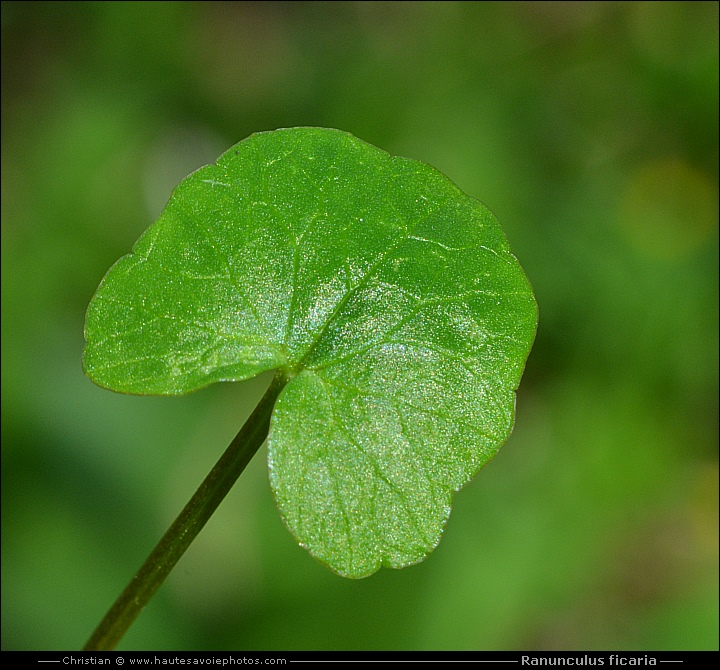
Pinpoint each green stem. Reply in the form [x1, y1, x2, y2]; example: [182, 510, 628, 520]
[83, 371, 287, 651]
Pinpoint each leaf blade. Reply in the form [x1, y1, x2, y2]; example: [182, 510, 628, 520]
[83, 127, 538, 575]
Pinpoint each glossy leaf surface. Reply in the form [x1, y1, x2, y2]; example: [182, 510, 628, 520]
[83, 127, 538, 577]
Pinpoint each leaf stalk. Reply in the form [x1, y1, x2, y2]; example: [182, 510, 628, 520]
[83, 371, 287, 651]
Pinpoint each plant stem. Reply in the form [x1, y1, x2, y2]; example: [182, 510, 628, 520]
[83, 371, 287, 651]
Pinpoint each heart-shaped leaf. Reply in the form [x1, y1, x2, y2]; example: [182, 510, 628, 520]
[83, 127, 538, 578]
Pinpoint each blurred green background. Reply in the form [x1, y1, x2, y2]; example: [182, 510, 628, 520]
[2, 1, 718, 652]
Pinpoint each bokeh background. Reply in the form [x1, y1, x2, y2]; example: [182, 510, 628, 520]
[2, 1, 717, 652]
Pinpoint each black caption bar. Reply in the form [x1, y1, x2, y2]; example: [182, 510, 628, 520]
[9, 650, 717, 666]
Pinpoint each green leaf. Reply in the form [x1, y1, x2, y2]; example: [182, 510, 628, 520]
[83, 127, 538, 578]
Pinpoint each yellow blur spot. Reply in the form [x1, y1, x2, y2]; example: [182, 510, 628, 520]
[618, 158, 717, 260]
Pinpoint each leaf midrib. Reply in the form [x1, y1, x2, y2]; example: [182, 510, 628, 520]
[289, 168, 454, 374]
